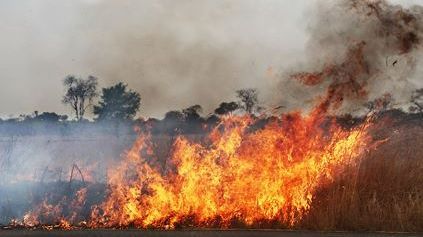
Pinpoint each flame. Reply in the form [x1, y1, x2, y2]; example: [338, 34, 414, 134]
[19, 188, 88, 230]
[7, 0, 422, 229]
[87, 112, 371, 229]
[12, 107, 372, 229]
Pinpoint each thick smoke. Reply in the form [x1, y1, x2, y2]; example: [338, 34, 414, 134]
[75, 0, 307, 118]
[282, 0, 423, 115]
[0, 0, 308, 118]
[1, 0, 420, 118]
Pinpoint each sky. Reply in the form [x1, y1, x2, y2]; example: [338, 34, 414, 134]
[0, 0, 421, 119]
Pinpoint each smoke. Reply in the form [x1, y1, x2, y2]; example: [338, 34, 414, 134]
[1, 0, 421, 118]
[281, 0, 423, 114]
[1, 0, 423, 182]
[0, 0, 308, 118]
[73, 0, 311, 118]
[2, 0, 422, 189]
[1, 0, 423, 225]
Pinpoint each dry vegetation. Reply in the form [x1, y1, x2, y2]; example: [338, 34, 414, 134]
[301, 118, 423, 232]
[1, 114, 422, 232]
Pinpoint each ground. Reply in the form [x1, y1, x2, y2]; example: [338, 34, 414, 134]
[0, 230, 421, 237]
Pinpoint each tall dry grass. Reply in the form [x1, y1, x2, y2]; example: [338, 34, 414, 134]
[301, 123, 423, 231]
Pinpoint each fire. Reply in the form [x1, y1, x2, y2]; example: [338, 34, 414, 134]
[12, 95, 372, 230]
[86, 111, 371, 229]
[11, 110, 372, 229]
[18, 187, 88, 230]
[3, 0, 421, 231]
[11, 100, 373, 230]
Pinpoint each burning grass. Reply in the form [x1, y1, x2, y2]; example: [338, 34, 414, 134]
[1, 110, 373, 230]
[86, 113, 371, 229]
[301, 116, 423, 232]
[0, 0, 423, 233]
[0, 112, 422, 232]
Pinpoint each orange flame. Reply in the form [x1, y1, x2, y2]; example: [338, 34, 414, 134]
[87, 112, 371, 229]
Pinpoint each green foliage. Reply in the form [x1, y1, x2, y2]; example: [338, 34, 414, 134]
[93, 82, 141, 121]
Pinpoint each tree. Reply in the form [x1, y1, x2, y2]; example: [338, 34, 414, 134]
[164, 110, 184, 122]
[182, 104, 203, 122]
[62, 75, 98, 120]
[214, 102, 239, 115]
[409, 88, 423, 113]
[161, 110, 184, 135]
[93, 82, 141, 121]
[161, 105, 206, 135]
[182, 105, 205, 133]
[236, 88, 261, 114]
[36, 112, 68, 122]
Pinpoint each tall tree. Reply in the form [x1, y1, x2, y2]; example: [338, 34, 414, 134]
[236, 88, 260, 114]
[93, 82, 141, 121]
[62, 75, 98, 120]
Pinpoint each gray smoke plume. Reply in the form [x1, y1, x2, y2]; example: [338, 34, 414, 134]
[73, 0, 310, 118]
[282, 0, 423, 115]
[1, 0, 421, 118]
[0, 0, 308, 118]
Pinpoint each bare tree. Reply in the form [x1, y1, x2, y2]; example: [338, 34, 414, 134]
[62, 75, 98, 120]
[236, 88, 261, 114]
[410, 88, 423, 113]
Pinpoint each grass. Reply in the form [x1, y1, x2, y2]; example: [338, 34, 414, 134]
[1, 114, 422, 232]
[301, 121, 423, 231]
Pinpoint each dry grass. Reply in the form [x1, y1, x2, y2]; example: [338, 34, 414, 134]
[1, 116, 423, 232]
[301, 122, 423, 231]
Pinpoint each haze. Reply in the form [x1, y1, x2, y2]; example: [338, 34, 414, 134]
[0, 0, 420, 118]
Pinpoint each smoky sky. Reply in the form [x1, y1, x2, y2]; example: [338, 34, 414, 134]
[0, 0, 421, 118]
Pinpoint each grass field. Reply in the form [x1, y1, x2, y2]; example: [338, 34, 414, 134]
[0, 114, 422, 232]
[300, 119, 423, 232]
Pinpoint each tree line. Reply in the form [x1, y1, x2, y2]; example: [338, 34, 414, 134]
[60, 75, 263, 122]
[0, 75, 266, 136]
[1, 74, 423, 134]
